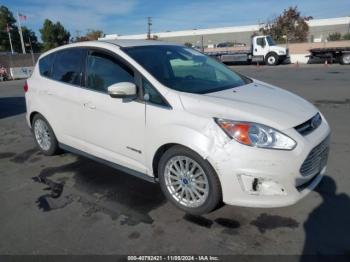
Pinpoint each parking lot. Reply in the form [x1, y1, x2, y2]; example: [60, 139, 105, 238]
[0, 64, 349, 255]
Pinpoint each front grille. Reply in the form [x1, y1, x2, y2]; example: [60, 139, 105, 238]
[300, 135, 330, 177]
[295, 113, 322, 136]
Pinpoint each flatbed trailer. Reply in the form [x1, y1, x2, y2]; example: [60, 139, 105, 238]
[309, 47, 350, 64]
[205, 50, 266, 64]
[204, 35, 289, 66]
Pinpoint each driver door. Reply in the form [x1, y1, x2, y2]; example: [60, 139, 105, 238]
[254, 37, 267, 56]
[80, 49, 147, 173]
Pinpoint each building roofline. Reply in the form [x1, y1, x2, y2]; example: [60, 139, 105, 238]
[100, 16, 350, 40]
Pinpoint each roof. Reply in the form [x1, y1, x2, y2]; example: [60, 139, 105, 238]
[308, 16, 350, 27]
[99, 39, 181, 47]
[38, 39, 183, 59]
[99, 16, 350, 40]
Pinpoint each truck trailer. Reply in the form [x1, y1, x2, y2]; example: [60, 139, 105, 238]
[309, 47, 350, 65]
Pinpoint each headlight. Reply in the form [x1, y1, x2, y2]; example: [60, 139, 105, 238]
[214, 118, 296, 150]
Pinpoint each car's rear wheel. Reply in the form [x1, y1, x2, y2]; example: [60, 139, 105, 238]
[158, 145, 222, 215]
[340, 53, 350, 65]
[32, 114, 59, 156]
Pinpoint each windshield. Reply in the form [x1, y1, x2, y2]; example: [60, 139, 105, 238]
[266, 36, 276, 46]
[123, 45, 251, 94]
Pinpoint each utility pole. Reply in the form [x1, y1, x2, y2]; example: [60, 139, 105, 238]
[17, 12, 26, 54]
[6, 24, 14, 54]
[147, 17, 152, 39]
[75, 30, 81, 41]
[28, 37, 35, 65]
[201, 35, 204, 52]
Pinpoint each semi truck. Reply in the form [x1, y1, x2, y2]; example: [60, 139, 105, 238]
[309, 47, 350, 65]
[205, 35, 289, 66]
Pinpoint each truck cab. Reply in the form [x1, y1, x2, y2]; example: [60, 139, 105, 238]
[252, 35, 288, 65]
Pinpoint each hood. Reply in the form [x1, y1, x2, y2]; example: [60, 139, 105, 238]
[179, 80, 318, 130]
[270, 45, 287, 55]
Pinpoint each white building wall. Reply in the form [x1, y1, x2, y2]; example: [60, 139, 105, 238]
[99, 17, 350, 45]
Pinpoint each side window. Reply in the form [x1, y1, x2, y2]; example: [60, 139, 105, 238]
[256, 37, 265, 47]
[52, 48, 84, 85]
[86, 51, 134, 92]
[39, 53, 55, 77]
[143, 79, 167, 106]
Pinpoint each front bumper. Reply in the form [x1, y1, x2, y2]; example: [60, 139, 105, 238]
[278, 55, 290, 64]
[207, 117, 330, 208]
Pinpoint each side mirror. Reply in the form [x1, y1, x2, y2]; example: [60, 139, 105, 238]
[107, 82, 136, 98]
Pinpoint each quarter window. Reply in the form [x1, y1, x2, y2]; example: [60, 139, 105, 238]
[39, 53, 55, 77]
[52, 48, 84, 85]
[86, 51, 134, 92]
[143, 79, 167, 106]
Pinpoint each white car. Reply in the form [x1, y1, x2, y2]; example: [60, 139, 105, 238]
[25, 40, 330, 214]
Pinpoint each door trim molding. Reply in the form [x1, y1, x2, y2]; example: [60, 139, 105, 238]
[59, 143, 156, 183]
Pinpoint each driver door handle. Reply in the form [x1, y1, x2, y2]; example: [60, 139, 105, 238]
[83, 102, 96, 109]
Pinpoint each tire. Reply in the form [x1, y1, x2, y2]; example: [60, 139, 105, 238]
[158, 145, 222, 215]
[32, 114, 59, 156]
[265, 53, 279, 66]
[340, 53, 350, 65]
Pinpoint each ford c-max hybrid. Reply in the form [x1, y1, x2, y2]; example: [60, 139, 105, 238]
[25, 40, 330, 214]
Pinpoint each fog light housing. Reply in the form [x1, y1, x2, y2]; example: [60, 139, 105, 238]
[237, 174, 287, 196]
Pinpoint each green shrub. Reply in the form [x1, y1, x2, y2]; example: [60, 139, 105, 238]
[343, 33, 350, 40]
[327, 32, 342, 41]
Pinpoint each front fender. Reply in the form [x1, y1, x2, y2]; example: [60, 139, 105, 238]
[145, 121, 230, 175]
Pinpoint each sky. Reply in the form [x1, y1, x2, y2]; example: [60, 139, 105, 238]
[2, 0, 350, 39]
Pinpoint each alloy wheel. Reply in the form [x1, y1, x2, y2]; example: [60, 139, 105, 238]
[164, 156, 209, 208]
[34, 119, 51, 151]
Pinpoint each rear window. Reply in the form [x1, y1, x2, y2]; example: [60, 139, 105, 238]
[51, 48, 84, 86]
[39, 53, 55, 77]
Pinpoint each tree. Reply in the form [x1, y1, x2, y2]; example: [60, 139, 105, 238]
[0, 5, 17, 52]
[86, 29, 103, 41]
[260, 6, 311, 43]
[184, 42, 192, 47]
[74, 29, 104, 42]
[0, 5, 41, 53]
[40, 19, 70, 51]
[21, 26, 42, 52]
[327, 32, 342, 41]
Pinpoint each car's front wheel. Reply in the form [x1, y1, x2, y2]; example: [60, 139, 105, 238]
[158, 145, 222, 215]
[265, 53, 279, 66]
[32, 114, 59, 156]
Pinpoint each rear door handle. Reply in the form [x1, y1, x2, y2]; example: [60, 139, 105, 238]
[42, 90, 53, 96]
